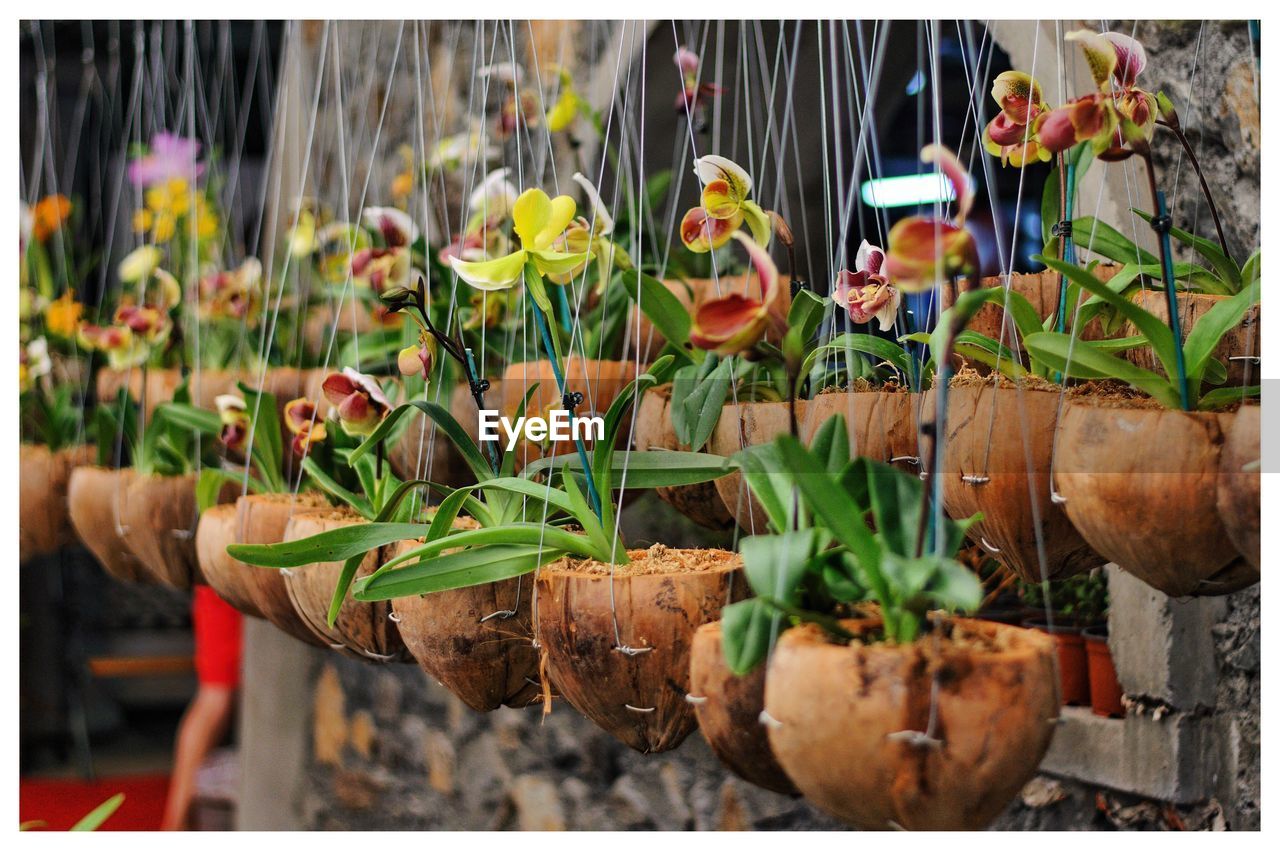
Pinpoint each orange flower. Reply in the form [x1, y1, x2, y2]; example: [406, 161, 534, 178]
[32, 195, 71, 242]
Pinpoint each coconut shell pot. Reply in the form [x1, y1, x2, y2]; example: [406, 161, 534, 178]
[632, 384, 734, 530]
[19, 443, 94, 561]
[1123, 290, 1260, 386]
[764, 617, 1059, 830]
[799, 388, 919, 471]
[930, 379, 1102, 582]
[197, 503, 263, 617]
[536, 545, 744, 753]
[1055, 397, 1251, 597]
[689, 621, 798, 795]
[1217, 404, 1260, 570]
[95, 367, 183, 422]
[119, 472, 203, 590]
[236, 492, 332, 648]
[708, 400, 808, 531]
[283, 509, 409, 662]
[499, 358, 637, 469]
[387, 537, 542, 712]
[67, 466, 150, 583]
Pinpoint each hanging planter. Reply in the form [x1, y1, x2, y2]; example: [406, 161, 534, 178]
[708, 400, 807, 531]
[1217, 403, 1260, 570]
[19, 443, 94, 561]
[283, 508, 410, 663]
[799, 385, 919, 471]
[1123, 290, 1260, 385]
[1054, 397, 1250, 597]
[95, 366, 184, 422]
[66, 466, 150, 584]
[1083, 626, 1124, 718]
[688, 621, 797, 796]
[931, 377, 1102, 582]
[632, 384, 734, 530]
[119, 472, 203, 590]
[235, 493, 332, 649]
[764, 617, 1059, 830]
[536, 545, 743, 753]
[387, 536, 542, 712]
[499, 358, 636, 468]
[196, 503, 263, 618]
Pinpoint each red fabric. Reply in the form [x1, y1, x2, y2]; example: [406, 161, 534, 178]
[193, 585, 243, 688]
[19, 774, 170, 831]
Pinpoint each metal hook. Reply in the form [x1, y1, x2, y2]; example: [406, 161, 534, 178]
[980, 537, 1002, 554]
[889, 455, 921, 467]
[685, 694, 708, 705]
[625, 704, 655, 713]
[1228, 356, 1261, 364]
[1050, 490, 1067, 505]
[480, 609, 516, 623]
[614, 644, 654, 656]
[961, 474, 990, 485]
[886, 729, 943, 748]
[387, 611, 402, 623]
[758, 710, 783, 729]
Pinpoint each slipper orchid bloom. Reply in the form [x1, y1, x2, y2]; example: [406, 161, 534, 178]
[447, 187, 590, 292]
[689, 232, 781, 356]
[322, 368, 392, 437]
[833, 240, 901, 331]
[681, 155, 772, 253]
[216, 395, 251, 455]
[885, 145, 980, 292]
[283, 398, 327, 459]
[673, 46, 723, 118]
[362, 207, 418, 248]
[983, 71, 1051, 167]
[547, 173, 632, 286]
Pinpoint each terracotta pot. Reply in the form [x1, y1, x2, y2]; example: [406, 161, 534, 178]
[764, 617, 1059, 830]
[235, 492, 331, 649]
[197, 503, 263, 618]
[708, 400, 808, 531]
[1025, 619, 1089, 706]
[688, 622, 798, 795]
[119, 472, 203, 590]
[1083, 626, 1124, 718]
[536, 546, 744, 753]
[387, 537, 542, 712]
[931, 380, 1102, 582]
[67, 466, 149, 583]
[1123, 290, 1260, 386]
[499, 358, 637, 469]
[283, 509, 409, 663]
[19, 443, 95, 561]
[629, 275, 792, 362]
[95, 367, 183, 422]
[632, 385, 734, 530]
[1055, 397, 1248, 597]
[799, 389, 920, 470]
[1217, 404, 1260, 570]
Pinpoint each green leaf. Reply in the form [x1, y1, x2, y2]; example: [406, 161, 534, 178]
[1072, 217, 1158, 265]
[679, 356, 735, 451]
[351, 400, 491, 482]
[228, 520, 424, 568]
[1038, 255, 1180, 380]
[1131, 208, 1240, 288]
[1199, 385, 1260, 410]
[719, 598, 776, 675]
[528, 449, 734, 491]
[620, 269, 693, 350]
[353, 544, 563, 600]
[371, 524, 597, 579]
[741, 528, 819, 604]
[1183, 280, 1260, 389]
[1024, 332, 1181, 408]
[734, 442, 796, 533]
[70, 793, 125, 831]
[1241, 249, 1261, 287]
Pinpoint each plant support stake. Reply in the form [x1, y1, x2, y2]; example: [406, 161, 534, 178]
[1152, 190, 1191, 410]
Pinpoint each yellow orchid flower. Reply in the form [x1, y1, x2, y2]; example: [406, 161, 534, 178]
[448, 187, 591, 292]
[546, 65, 584, 133]
[119, 245, 163, 283]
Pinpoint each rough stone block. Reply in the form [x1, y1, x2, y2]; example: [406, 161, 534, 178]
[1040, 706, 1218, 804]
[1106, 565, 1225, 709]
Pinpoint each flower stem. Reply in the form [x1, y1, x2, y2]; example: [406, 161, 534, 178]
[1157, 119, 1232, 261]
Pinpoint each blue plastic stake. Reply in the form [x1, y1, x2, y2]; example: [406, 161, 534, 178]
[1056, 161, 1076, 333]
[463, 346, 500, 474]
[1154, 190, 1191, 410]
[530, 297, 604, 519]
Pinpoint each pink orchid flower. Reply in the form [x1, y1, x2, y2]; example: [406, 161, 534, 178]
[128, 133, 205, 188]
[833, 240, 901, 331]
[321, 368, 391, 436]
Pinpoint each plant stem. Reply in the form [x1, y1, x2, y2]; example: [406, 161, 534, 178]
[1157, 119, 1232, 261]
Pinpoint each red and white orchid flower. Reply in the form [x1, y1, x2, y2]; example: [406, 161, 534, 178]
[283, 397, 327, 459]
[216, 394, 251, 455]
[884, 145, 980, 292]
[321, 368, 392, 437]
[681, 155, 772, 253]
[832, 240, 901, 331]
[689, 232, 781, 356]
[362, 207, 419, 248]
[983, 71, 1052, 167]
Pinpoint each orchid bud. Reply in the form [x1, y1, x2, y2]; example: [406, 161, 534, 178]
[380, 285, 413, 311]
[1156, 91, 1179, 129]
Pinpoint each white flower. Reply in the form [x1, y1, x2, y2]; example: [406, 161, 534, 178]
[468, 168, 519, 221]
[692, 154, 753, 196]
[26, 337, 52, 381]
[362, 206, 419, 247]
[572, 172, 614, 236]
